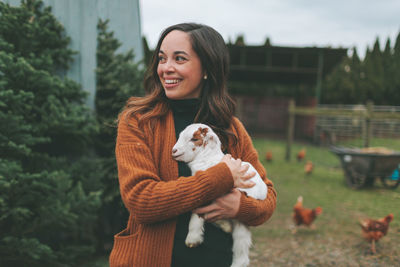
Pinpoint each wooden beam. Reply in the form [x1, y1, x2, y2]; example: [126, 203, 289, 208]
[286, 99, 296, 161]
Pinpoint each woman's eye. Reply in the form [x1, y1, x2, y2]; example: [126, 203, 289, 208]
[158, 55, 165, 63]
[176, 56, 187, 62]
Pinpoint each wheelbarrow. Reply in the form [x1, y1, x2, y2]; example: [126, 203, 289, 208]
[331, 146, 400, 189]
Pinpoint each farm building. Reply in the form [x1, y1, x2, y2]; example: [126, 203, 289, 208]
[4, 0, 144, 108]
[226, 43, 348, 137]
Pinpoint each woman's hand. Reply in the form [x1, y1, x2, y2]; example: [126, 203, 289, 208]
[221, 154, 255, 188]
[194, 189, 242, 222]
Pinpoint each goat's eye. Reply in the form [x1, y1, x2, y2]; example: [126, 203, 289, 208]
[190, 138, 198, 142]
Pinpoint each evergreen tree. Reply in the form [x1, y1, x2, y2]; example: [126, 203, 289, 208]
[0, 1, 100, 266]
[322, 31, 400, 105]
[235, 35, 245, 46]
[321, 52, 357, 104]
[392, 31, 400, 104]
[382, 38, 392, 70]
[362, 38, 385, 104]
[382, 38, 396, 103]
[350, 47, 363, 98]
[95, 19, 144, 250]
[142, 36, 153, 65]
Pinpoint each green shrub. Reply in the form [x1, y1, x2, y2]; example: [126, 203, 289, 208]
[0, 1, 100, 266]
[94, 19, 144, 251]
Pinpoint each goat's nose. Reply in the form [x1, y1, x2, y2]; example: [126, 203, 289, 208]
[172, 148, 177, 154]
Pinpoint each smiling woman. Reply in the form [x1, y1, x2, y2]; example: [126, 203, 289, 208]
[157, 30, 205, 99]
[109, 23, 277, 267]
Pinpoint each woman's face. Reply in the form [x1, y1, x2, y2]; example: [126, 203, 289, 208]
[157, 30, 205, 100]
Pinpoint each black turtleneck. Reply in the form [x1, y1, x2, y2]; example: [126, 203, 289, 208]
[170, 99, 200, 178]
[170, 99, 233, 267]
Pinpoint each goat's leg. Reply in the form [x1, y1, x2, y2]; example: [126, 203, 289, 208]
[185, 213, 205, 248]
[231, 221, 252, 267]
[214, 219, 233, 233]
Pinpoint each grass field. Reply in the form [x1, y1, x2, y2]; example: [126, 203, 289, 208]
[250, 138, 400, 267]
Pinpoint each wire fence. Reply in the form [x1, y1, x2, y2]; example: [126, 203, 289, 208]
[314, 104, 400, 147]
[235, 96, 400, 148]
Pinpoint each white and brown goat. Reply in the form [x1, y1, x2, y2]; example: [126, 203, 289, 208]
[172, 123, 267, 267]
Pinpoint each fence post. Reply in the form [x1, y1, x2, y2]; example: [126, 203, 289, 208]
[364, 101, 374, 148]
[286, 99, 295, 161]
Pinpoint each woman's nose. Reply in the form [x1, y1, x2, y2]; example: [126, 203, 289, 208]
[172, 148, 177, 154]
[162, 60, 175, 73]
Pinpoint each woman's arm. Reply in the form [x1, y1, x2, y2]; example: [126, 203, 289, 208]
[232, 117, 277, 226]
[115, 114, 234, 225]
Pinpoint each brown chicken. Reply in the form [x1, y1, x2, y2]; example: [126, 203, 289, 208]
[304, 160, 313, 174]
[292, 196, 322, 233]
[265, 151, 273, 162]
[297, 148, 306, 162]
[359, 214, 394, 254]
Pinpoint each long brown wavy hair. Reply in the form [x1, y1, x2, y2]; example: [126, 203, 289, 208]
[121, 23, 237, 149]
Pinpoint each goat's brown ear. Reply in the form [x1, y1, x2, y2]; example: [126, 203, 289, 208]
[200, 127, 208, 136]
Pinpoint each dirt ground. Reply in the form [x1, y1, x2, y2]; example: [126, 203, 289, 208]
[249, 216, 400, 267]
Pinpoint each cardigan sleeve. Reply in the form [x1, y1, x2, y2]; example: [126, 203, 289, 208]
[231, 117, 277, 226]
[115, 114, 234, 225]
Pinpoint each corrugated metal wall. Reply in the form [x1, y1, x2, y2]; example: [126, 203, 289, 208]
[4, 0, 143, 108]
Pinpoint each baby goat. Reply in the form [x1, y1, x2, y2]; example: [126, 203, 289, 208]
[172, 123, 267, 267]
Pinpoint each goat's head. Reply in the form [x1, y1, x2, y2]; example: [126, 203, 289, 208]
[172, 123, 221, 163]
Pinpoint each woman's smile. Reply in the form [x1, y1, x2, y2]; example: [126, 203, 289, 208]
[163, 78, 182, 88]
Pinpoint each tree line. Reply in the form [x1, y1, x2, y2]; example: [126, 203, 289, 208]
[321, 33, 400, 105]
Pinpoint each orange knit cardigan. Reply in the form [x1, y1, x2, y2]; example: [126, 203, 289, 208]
[109, 110, 277, 267]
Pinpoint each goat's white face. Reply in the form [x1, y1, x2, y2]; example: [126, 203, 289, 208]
[172, 124, 219, 163]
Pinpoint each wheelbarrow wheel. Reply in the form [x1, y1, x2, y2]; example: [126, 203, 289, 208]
[380, 176, 400, 189]
[345, 168, 371, 189]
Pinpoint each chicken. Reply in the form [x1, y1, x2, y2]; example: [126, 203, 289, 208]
[359, 214, 394, 254]
[304, 160, 313, 175]
[265, 151, 273, 162]
[297, 148, 306, 162]
[292, 196, 322, 233]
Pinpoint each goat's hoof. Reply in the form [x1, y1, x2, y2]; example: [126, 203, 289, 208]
[185, 241, 202, 248]
[186, 243, 197, 248]
[185, 235, 203, 248]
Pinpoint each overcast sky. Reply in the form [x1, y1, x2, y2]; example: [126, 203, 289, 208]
[139, 0, 400, 57]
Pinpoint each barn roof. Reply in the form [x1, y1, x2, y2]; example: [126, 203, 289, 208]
[228, 44, 348, 84]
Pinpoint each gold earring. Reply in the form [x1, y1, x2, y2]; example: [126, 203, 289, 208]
[204, 74, 208, 80]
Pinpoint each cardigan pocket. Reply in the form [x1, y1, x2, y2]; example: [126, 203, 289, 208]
[109, 227, 141, 267]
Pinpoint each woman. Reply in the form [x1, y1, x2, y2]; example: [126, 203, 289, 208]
[109, 23, 276, 267]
